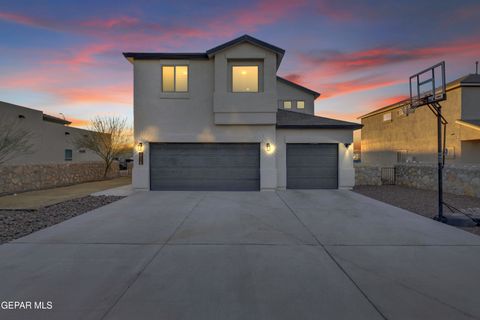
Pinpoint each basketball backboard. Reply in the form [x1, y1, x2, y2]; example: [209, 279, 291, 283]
[409, 61, 446, 108]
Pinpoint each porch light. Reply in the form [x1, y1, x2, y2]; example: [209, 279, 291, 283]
[344, 143, 351, 149]
[137, 142, 144, 165]
[266, 143, 271, 152]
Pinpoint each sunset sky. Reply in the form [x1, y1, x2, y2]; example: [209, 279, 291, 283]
[0, 0, 479, 127]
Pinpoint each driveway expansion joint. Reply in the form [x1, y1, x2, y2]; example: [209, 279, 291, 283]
[275, 191, 389, 320]
[99, 192, 208, 320]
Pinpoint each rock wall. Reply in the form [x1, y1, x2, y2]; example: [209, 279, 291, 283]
[354, 165, 382, 186]
[0, 161, 119, 195]
[396, 163, 480, 198]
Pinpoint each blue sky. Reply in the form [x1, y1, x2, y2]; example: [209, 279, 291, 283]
[0, 0, 479, 126]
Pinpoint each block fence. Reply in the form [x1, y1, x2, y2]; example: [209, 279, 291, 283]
[0, 161, 119, 195]
[355, 163, 480, 198]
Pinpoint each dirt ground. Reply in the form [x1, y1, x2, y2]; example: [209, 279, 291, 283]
[353, 185, 480, 236]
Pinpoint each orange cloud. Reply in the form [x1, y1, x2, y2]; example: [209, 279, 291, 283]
[68, 117, 91, 128]
[54, 85, 132, 105]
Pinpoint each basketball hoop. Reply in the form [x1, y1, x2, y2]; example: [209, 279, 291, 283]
[408, 61, 448, 223]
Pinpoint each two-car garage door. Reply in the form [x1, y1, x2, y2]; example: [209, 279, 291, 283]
[150, 143, 260, 191]
[149, 143, 338, 191]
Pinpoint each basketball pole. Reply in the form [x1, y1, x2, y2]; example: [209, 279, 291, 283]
[436, 104, 443, 221]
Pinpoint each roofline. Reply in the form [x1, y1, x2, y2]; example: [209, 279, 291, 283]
[359, 74, 480, 120]
[456, 119, 480, 131]
[276, 124, 363, 130]
[277, 76, 321, 99]
[42, 114, 71, 125]
[206, 34, 285, 67]
[122, 52, 208, 62]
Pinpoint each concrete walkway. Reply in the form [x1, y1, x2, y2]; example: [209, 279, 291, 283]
[0, 176, 131, 209]
[1, 190, 479, 319]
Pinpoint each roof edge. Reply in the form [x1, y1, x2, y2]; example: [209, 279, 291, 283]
[277, 76, 321, 99]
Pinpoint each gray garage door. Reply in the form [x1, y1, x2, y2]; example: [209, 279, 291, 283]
[150, 143, 260, 191]
[286, 143, 338, 189]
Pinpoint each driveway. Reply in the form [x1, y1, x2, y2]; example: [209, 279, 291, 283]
[1, 190, 480, 319]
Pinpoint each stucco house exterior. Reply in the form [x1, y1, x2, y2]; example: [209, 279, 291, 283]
[359, 74, 480, 166]
[0, 101, 101, 165]
[124, 35, 362, 191]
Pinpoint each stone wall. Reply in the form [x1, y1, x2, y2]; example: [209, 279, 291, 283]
[396, 163, 480, 198]
[354, 165, 382, 186]
[0, 161, 119, 195]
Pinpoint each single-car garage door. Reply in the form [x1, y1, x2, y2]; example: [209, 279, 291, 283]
[286, 143, 338, 189]
[150, 143, 260, 191]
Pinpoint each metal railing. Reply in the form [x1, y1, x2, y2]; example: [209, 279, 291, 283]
[381, 167, 396, 185]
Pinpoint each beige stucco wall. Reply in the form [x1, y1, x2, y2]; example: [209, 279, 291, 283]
[361, 86, 480, 166]
[0, 101, 101, 165]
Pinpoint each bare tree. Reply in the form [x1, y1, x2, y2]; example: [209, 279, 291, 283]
[0, 117, 34, 165]
[74, 116, 131, 178]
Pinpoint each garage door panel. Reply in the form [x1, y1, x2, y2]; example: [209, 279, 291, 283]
[150, 156, 259, 167]
[287, 177, 338, 189]
[150, 167, 260, 180]
[287, 144, 338, 189]
[151, 179, 259, 191]
[150, 143, 260, 191]
[287, 167, 338, 178]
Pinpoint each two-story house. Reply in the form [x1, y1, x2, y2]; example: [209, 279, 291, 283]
[124, 35, 362, 191]
[359, 74, 480, 166]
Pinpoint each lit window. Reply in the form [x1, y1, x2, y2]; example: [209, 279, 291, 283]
[65, 149, 72, 161]
[162, 65, 188, 92]
[383, 112, 392, 122]
[283, 101, 292, 109]
[296, 101, 305, 109]
[232, 66, 258, 92]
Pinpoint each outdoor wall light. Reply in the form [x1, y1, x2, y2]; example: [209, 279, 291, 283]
[344, 143, 351, 149]
[264, 142, 275, 154]
[137, 142, 144, 165]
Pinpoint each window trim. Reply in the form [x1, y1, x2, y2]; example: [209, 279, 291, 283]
[162, 65, 189, 93]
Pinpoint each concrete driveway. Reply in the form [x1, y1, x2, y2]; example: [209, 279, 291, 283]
[1, 190, 480, 320]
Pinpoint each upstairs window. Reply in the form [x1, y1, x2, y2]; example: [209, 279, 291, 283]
[283, 101, 292, 109]
[162, 65, 188, 92]
[232, 66, 259, 92]
[296, 101, 305, 109]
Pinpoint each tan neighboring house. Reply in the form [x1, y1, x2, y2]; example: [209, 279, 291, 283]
[359, 74, 480, 166]
[0, 101, 101, 165]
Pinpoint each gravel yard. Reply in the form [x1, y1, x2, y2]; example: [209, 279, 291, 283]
[354, 185, 480, 236]
[0, 195, 124, 244]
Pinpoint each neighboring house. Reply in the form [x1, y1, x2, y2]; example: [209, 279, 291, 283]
[359, 74, 480, 166]
[124, 34, 362, 191]
[0, 101, 101, 165]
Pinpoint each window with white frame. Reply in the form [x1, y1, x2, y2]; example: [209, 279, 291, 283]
[296, 100, 305, 109]
[162, 65, 188, 92]
[283, 100, 292, 109]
